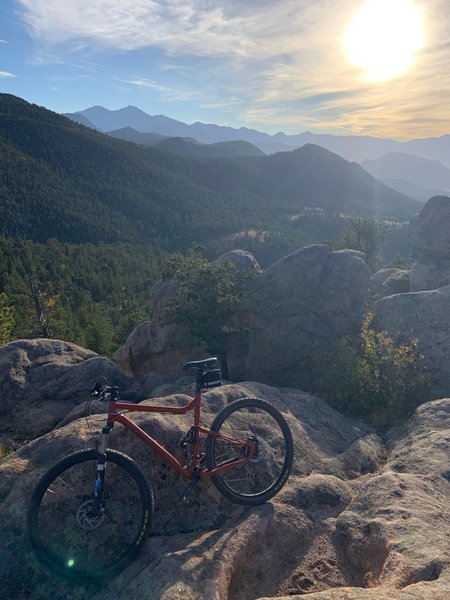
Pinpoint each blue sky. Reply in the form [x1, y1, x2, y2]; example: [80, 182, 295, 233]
[1, 0, 449, 138]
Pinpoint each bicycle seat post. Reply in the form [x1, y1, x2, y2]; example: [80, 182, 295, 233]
[195, 368, 203, 394]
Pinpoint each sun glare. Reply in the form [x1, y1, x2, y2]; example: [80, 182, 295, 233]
[344, 0, 425, 82]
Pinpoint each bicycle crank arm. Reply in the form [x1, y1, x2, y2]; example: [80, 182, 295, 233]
[181, 475, 200, 504]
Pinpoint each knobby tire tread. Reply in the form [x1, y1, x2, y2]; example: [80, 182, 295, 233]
[206, 397, 293, 505]
[27, 448, 153, 581]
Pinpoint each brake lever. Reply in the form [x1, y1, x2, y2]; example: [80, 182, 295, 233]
[90, 376, 107, 397]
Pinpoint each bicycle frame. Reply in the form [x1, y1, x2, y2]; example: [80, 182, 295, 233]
[102, 391, 256, 481]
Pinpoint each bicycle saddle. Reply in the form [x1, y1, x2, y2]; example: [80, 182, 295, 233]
[182, 357, 217, 370]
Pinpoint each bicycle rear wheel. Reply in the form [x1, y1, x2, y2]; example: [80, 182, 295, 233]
[206, 398, 293, 505]
[28, 448, 153, 580]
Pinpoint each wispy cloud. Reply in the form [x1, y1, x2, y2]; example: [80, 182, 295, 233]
[0, 71, 16, 78]
[16, 1, 249, 56]
[121, 77, 199, 102]
[14, 0, 450, 137]
[14, 1, 363, 61]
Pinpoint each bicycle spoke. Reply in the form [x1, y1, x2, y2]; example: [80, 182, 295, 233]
[28, 449, 152, 579]
[207, 399, 293, 504]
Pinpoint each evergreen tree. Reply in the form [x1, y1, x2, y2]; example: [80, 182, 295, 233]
[164, 245, 250, 379]
[326, 217, 388, 272]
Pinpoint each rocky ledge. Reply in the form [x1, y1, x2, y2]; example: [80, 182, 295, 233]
[1, 371, 449, 600]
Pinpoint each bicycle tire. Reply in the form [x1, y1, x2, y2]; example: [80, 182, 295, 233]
[27, 448, 153, 580]
[206, 398, 293, 505]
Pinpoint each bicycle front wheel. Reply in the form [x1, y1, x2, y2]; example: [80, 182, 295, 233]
[28, 448, 153, 580]
[206, 398, 293, 505]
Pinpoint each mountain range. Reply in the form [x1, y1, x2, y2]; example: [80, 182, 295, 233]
[361, 153, 450, 201]
[1, 93, 422, 256]
[100, 126, 265, 159]
[65, 105, 450, 167]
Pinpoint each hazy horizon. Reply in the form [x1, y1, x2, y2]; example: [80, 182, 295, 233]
[66, 102, 450, 143]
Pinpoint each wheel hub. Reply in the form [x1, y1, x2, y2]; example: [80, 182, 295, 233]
[247, 435, 263, 463]
[75, 499, 106, 530]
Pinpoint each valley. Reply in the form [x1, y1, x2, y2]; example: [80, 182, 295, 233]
[0, 93, 439, 354]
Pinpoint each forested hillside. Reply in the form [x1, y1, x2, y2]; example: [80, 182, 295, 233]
[0, 94, 275, 246]
[0, 238, 160, 355]
[1, 93, 420, 246]
[0, 93, 422, 353]
[153, 137, 265, 159]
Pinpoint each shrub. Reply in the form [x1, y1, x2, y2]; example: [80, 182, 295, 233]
[325, 217, 388, 273]
[384, 254, 412, 270]
[0, 442, 13, 459]
[320, 312, 429, 427]
[0, 292, 15, 346]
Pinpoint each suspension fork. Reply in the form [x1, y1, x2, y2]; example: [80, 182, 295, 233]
[91, 424, 112, 514]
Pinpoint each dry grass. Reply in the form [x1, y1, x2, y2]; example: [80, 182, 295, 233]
[0, 443, 13, 459]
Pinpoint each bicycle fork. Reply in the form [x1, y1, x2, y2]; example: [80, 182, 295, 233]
[90, 425, 111, 516]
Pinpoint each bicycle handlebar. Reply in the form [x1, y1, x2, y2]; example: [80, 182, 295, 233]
[90, 379, 119, 402]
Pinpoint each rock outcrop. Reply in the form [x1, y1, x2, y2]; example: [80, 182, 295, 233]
[244, 245, 369, 390]
[114, 251, 261, 380]
[369, 268, 410, 298]
[115, 245, 369, 391]
[0, 338, 138, 443]
[113, 279, 204, 379]
[373, 284, 450, 399]
[264, 396, 450, 600]
[409, 195, 450, 292]
[0, 380, 449, 600]
[367, 196, 450, 400]
[114, 200, 450, 401]
[216, 248, 262, 273]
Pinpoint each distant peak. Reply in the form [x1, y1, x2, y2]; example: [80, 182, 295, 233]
[120, 105, 145, 113]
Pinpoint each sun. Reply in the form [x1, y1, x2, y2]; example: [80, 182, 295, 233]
[343, 0, 425, 82]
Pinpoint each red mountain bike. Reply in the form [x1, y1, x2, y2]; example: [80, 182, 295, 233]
[27, 358, 293, 580]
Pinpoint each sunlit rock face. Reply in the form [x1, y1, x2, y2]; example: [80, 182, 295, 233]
[1, 377, 449, 600]
[0, 338, 136, 443]
[409, 196, 450, 292]
[373, 284, 450, 400]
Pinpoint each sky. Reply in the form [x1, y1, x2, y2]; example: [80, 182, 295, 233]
[1, 0, 449, 139]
